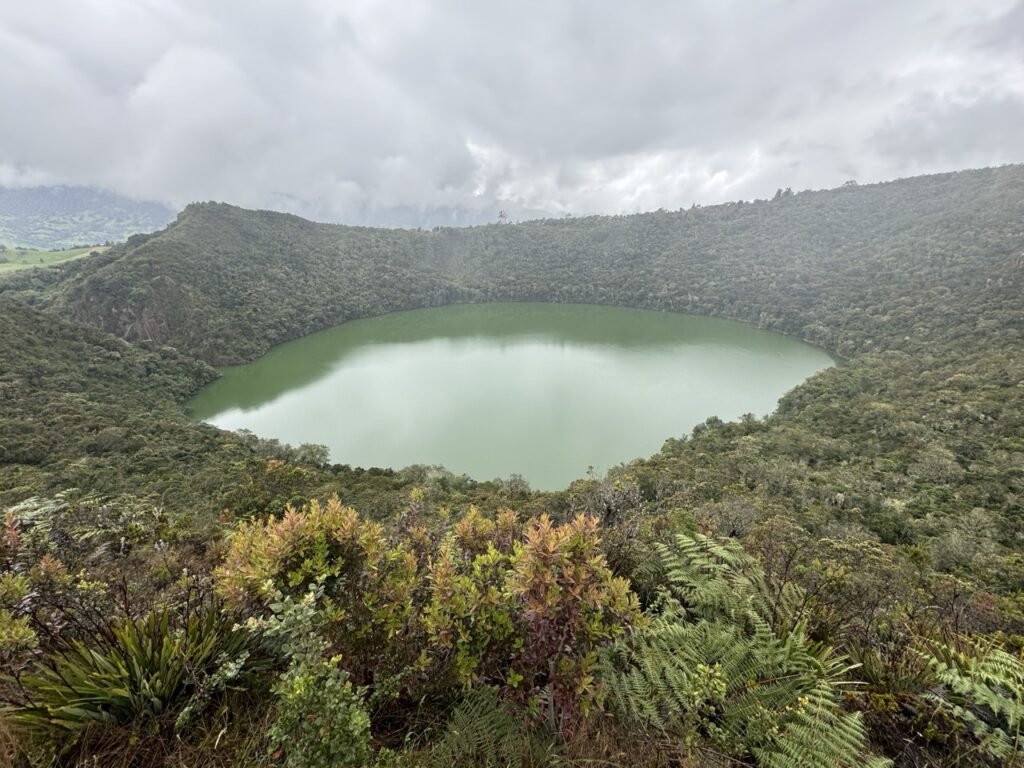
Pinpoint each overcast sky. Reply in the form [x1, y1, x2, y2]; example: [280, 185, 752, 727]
[1, 1, 1022, 225]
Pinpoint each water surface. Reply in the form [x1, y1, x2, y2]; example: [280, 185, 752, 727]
[189, 303, 833, 489]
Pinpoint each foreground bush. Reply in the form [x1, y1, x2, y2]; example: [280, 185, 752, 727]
[255, 585, 372, 768]
[217, 496, 419, 685]
[216, 496, 641, 731]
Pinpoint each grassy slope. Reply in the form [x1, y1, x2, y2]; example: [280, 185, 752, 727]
[0, 246, 109, 273]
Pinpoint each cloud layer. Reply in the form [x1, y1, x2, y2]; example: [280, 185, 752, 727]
[2, 1, 1022, 225]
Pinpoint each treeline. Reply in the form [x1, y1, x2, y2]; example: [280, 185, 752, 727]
[1, 166, 1023, 766]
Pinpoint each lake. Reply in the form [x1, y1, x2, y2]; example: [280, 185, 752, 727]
[188, 303, 834, 490]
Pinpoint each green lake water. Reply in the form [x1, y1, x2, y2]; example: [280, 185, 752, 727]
[188, 303, 834, 490]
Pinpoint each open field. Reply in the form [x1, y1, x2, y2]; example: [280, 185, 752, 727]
[0, 244, 108, 272]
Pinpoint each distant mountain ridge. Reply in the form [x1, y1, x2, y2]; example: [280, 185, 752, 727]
[0, 185, 175, 249]
[9, 164, 1018, 367]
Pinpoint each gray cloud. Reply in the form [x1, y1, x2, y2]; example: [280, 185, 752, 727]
[873, 93, 1024, 168]
[1, 0, 1021, 225]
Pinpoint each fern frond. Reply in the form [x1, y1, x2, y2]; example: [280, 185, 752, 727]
[601, 534, 891, 768]
[428, 687, 558, 768]
[920, 637, 1024, 760]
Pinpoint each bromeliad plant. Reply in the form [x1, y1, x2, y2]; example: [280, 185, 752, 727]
[10, 599, 257, 738]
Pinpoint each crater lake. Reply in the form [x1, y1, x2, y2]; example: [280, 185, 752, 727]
[188, 303, 835, 489]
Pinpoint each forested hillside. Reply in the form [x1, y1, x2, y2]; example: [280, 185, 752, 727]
[2, 167, 1023, 767]
[19, 166, 1021, 366]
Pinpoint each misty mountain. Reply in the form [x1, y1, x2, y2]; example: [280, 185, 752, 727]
[0, 185, 175, 249]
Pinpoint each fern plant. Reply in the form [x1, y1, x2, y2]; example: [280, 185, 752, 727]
[600, 534, 891, 768]
[427, 687, 558, 768]
[920, 638, 1024, 762]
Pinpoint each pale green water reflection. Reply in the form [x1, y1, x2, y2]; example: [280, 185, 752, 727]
[188, 303, 834, 490]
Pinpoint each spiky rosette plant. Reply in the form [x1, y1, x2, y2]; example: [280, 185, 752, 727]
[10, 600, 256, 738]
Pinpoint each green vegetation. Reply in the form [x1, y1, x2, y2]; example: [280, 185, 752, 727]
[602, 534, 887, 768]
[14, 602, 257, 735]
[0, 246, 107, 273]
[257, 584, 371, 768]
[19, 165, 1019, 366]
[1, 165, 1023, 766]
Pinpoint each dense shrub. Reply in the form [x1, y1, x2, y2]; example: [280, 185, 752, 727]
[217, 497, 419, 685]
[254, 585, 372, 768]
[217, 496, 640, 731]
